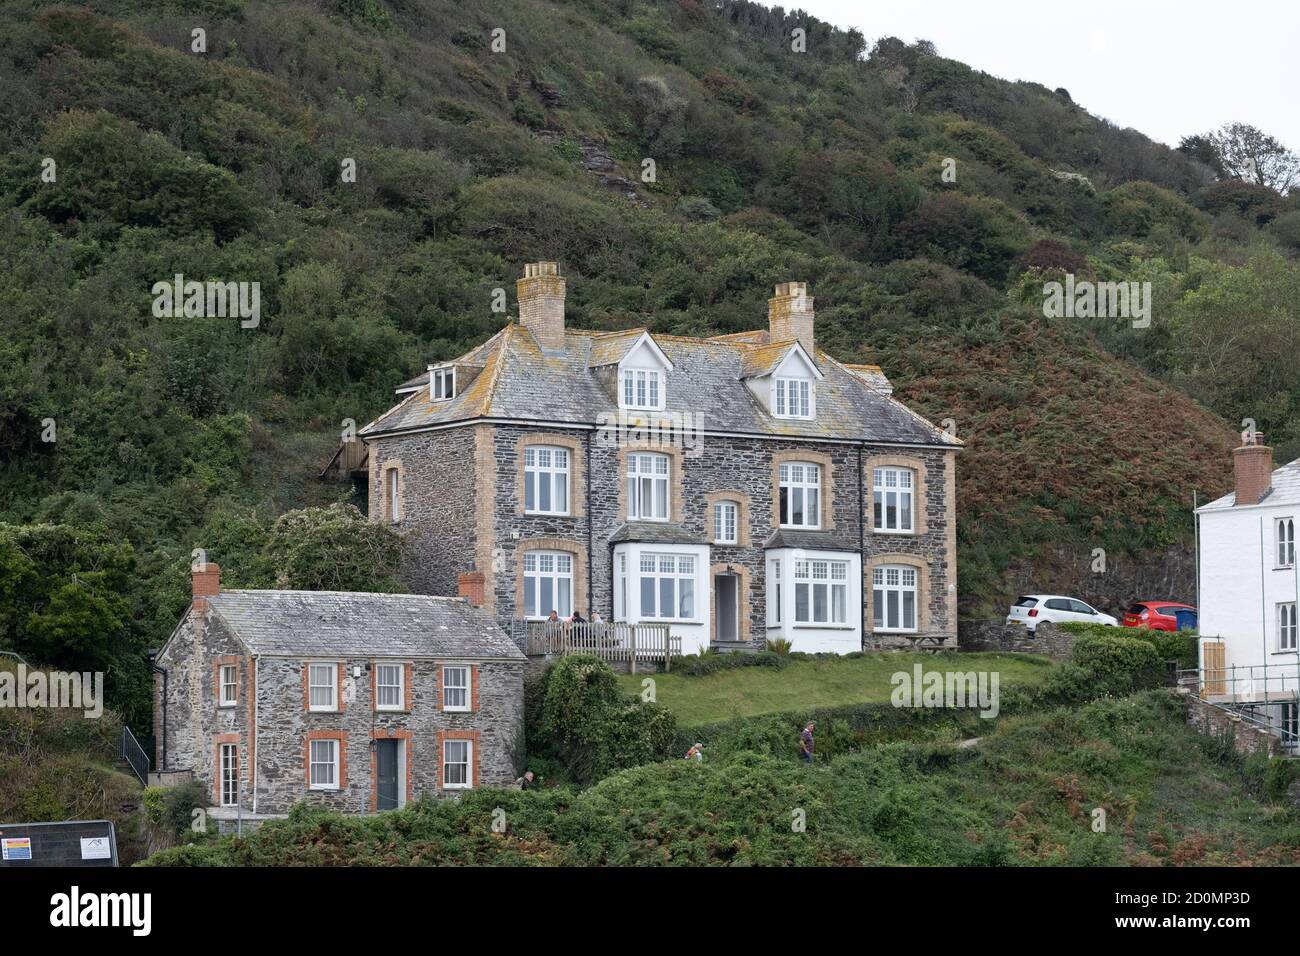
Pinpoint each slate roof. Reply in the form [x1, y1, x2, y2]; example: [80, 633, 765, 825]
[361, 323, 960, 447]
[608, 522, 706, 545]
[761, 529, 859, 552]
[1198, 456, 1300, 512]
[204, 590, 526, 660]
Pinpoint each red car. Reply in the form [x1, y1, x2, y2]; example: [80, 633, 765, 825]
[1123, 601, 1197, 631]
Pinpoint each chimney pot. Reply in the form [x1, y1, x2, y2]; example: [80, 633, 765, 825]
[516, 261, 566, 351]
[1233, 436, 1273, 506]
[768, 281, 815, 354]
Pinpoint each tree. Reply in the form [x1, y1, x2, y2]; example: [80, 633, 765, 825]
[1199, 122, 1299, 194]
[262, 504, 404, 592]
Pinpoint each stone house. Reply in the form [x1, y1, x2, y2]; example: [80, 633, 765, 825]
[151, 563, 526, 820]
[359, 262, 961, 654]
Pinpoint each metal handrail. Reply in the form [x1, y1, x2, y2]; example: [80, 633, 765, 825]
[120, 726, 150, 785]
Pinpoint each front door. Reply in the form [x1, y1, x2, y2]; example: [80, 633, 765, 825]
[376, 739, 399, 811]
[715, 573, 738, 642]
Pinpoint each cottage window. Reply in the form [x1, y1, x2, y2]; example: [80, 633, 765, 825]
[376, 664, 404, 711]
[774, 377, 813, 419]
[219, 664, 238, 707]
[443, 665, 470, 711]
[308, 663, 338, 711]
[779, 462, 820, 528]
[309, 739, 339, 790]
[386, 468, 402, 524]
[771, 558, 783, 625]
[873, 565, 918, 633]
[1280, 602, 1298, 652]
[430, 367, 455, 401]
[1278, 518, 1295, 568]
[443, 739, 472, 789]
[794, 559, 848, 625]
[220, 743, 238, 807]
[522, 551, 573, 619]
[524, 446, 570, 515]
[627, 452, 670, 521]
[714, 501, 738, 544]
[638, 553, 695, 620]
[620, 369, 663, 410]
[873, 467, 915, 533]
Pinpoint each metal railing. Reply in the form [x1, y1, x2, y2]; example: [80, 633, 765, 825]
[1179, 660, 1300, 754]
[120, 726, 150, 785]
[510, 620, 680, 672]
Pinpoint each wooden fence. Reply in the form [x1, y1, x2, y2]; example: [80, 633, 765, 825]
[509, 621, 680, 672]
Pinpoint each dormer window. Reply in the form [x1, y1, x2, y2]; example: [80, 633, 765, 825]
[621, 369, 663, 411]
[774, 377, 812, 419]
[430, 366, 456, 401]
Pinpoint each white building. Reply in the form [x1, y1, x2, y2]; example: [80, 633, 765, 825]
[1195, 433, 1300, 748]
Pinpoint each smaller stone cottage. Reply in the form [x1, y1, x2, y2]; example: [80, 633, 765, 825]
[151, 563, 526, 822]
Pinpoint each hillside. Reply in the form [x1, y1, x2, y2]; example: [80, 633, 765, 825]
[3, 0, 1299, 726]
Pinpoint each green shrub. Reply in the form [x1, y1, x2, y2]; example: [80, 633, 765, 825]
[766, 637, 792, 655]
[1040, 629, 1164, 702]
[675, 649, 789, 677]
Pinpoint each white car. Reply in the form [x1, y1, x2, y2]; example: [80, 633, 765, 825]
[1006, 594, 1118, 632]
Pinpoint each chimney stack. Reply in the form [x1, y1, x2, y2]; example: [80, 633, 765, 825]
[516, 261, 566, 351]
[457, 571, 486, 607]
[768, 281, 814, 355]
[1234, 432, 1273, 506]
[192, 562, 221, 610]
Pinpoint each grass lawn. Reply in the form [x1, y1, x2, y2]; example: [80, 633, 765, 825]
[616, 651, 1056, 726]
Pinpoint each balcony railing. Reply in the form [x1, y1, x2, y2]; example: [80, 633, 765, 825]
[510, 620, 680, 672]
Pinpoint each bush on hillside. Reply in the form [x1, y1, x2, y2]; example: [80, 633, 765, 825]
[1039, 627, 1164, 703]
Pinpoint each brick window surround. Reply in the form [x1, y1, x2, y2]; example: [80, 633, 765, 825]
[435, 663, 480, 711]
[304, 730, 347, 791]
[213, 655, 241, 708]
[865, 454, 928, 536]
[704, 491, 752, 546]
[371, 661, 414, 712]
[437, 729, 481, 790]
[864, 552, 930, 634]
[514, 537, 588, 619]
[369, 728, 414, 811]
[516, 433, 585, 517]
[771, 449, 835, 531]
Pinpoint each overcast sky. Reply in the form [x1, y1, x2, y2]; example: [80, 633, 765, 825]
[797, 0, 1300, 152]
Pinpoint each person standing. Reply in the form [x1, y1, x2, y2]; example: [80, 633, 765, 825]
[799, 721, 815, 763]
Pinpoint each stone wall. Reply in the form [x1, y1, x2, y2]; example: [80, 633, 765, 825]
[957, 620, 1076, 660]
[1185, 694, 1283, 758]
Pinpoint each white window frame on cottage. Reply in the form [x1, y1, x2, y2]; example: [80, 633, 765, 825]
[443, 665, 470, 711]
[443, 739, 472, 790]
[627, 452, 670, 521]
[620, 368, 664, 411]
[429, 366, 456, 401]
[386, 467, 402, 524]
[873, 565, 919, 633]
[522, 550, 573, 620]
[637, 552, 697, 621]
[714, 500, 738, 545]
[524, 445, 570, 515]
[873, 466, 915, 534]
[376, 663, 404, 711]
[308, 662, 338, 712]
[773, 377, 813, 419]
[309, 738, 340, 790]
[218, 664, 238, 707]
[220, 742, 238, 807]
[1278, 517, 1295, 568]
[770, 558, 783, 625]
[1279, 602, 1298, 652]
[779, 462, 821, 529]
[794, 558, 849, 626]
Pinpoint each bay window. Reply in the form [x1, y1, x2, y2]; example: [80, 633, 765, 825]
[639, 553, 696, 620]
[794, 559, 849, 625]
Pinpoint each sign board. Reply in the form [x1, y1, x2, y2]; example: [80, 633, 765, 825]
[0, 821, 117, 867]
[2, 837, 32, 861]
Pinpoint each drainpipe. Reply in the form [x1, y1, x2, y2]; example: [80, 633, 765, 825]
[858, 443, 867, 649]
[252, 655, 259, 816]
[147, 651, 168, 772]
[1260, 515, 1268, 700]
[586, 430, 596, 618]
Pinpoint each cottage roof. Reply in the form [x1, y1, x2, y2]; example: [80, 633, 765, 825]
[204, 590, 525, 660]
[1198, 456, 1300, 512]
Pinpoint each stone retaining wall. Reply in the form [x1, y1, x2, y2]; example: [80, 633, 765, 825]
[957, 620, 1075, 660]
[1185, 694, 1283, 757]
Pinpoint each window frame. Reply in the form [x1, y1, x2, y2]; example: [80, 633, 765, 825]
[522, 550, 574, 620]
[375, 663, 404, 712]
[386, 467, 402, 524]
[430, 366, 456, 401]
[308, 738, 340, 791]
[873, 466, 915, 534]
[442, 665, 471, 712]
[713, 500, 738, 545]
[627, 452, 670, 522]
[524, 445, 571, 516]
[637, 552, 697, 622]
[773, 377, 813, 420]
[308, 662, 339, 712]
[1280, 602, 1298, 653]
[872, 564, 919, 634]
[1279, 517, 1296, 569]
[218, 664, 238, 708]
[619, 368, 664, 411]
[442, 738, 473, 790]
[793, 558, 849, 626]
[220, 742, 238, 807]
[779, 461, 821, 529]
